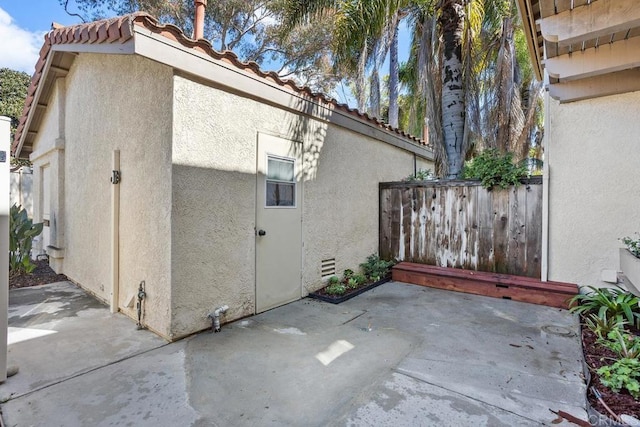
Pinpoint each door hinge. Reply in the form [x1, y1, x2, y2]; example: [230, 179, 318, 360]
[111, 170, 121, 184]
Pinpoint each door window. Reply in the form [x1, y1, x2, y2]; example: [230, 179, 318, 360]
[266, 156, 295, 207]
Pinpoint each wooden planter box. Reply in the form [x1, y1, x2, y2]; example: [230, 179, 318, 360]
[392, 262, 577, 309]
[619, 248, 640, 296]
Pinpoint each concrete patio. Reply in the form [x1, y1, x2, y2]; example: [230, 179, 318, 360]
[1, 280, 587, 426]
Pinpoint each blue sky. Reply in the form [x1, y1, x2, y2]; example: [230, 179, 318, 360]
[0, 1, 83, 73]
[0, 1, 411, 105]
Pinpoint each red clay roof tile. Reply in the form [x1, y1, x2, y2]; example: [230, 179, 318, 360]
[13, 12, 427, 155]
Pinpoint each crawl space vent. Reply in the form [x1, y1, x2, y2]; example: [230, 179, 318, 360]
[321, 258, 336, 279]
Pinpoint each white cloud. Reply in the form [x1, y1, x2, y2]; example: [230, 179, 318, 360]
[0, 8, 47, 74]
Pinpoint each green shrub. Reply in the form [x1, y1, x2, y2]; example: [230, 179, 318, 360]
[600, 329, 640, 359]
[346, 277, 359, 290]
[597, 358, 640, 399]
[569, 286, 640, 328]
[325, 283, 346, 295]
[584, 312, 627, 341]
[622, 233, 640, 258]
[360, 254, 395, 281]
[353, 274, 367, 286]
[9, 204, 43, 276]
[462, 149, 528, 189]
[404, 169, 433, 182]
[343, 269, 354, 279]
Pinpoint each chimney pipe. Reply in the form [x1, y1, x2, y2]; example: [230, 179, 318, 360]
[194, 0, 206, 40]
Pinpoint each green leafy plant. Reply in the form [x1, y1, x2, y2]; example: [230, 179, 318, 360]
[353, 274, 367, 286]
[328, 276, 340, 285]
[462, 149, 528, 189]
[404, 169, 433, 182]
[346, 277, 359, 290]
[360, 254, 395, 281]
[622, 233, 640, 258]
[584, 313, 627, 341]
[9, 204, 43, 276]
[569, 286, 640, 328]
[325, 283, 346, 295]
[600, 329, 640, 359]
[597, 358, 640, 399]
[343, 269, 354, 279]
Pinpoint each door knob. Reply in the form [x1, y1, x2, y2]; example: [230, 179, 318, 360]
[258, 229, 266, 236]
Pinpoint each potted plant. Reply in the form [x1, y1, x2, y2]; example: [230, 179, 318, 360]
[620, 233, 640, 296]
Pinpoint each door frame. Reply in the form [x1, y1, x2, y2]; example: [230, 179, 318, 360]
[254, 131, 304, 313]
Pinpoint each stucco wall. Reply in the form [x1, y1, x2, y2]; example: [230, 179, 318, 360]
[547, 90, 640, 287]
[61, 54, 174, 338]
[171, 74, 433, 338]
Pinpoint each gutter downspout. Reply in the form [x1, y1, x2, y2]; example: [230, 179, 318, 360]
[110, 150, 121, 313]
[194, 0, 207, 40]
[541, 78, 550, 282]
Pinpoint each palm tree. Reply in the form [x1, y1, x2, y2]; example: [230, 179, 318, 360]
[283, 0, 403, 124]
[285, 0, 542, 178]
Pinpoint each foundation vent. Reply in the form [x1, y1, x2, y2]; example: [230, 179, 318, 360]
[321, 258, 336, 279]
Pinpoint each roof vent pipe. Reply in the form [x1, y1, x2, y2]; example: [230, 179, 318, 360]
[194, 0, 207, 40]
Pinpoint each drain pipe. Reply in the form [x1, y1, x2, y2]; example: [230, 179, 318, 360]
[208, 305, 229, 333]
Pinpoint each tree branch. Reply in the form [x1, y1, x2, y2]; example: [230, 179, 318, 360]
[62, 0, 87, 23]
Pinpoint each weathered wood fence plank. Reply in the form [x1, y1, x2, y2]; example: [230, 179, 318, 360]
[379, 178, 543, 278]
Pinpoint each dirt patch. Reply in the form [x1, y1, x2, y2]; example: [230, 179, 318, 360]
[582, 322, 640, 420]
[9, 259, 68, 289]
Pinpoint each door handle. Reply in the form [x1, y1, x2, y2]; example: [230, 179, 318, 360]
[257, 229, 266, 236]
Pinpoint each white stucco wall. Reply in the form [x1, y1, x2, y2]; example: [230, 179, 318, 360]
[59, 54, 174, 338]
[547, 90, 640, 287]
[171, 74, 433, 338]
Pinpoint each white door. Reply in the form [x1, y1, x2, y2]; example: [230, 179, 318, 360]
[255, 133, 302, 313]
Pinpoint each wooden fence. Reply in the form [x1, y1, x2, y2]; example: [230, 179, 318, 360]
[380, 177, 543, 278]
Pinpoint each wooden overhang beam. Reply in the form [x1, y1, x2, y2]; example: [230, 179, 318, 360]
[515, 0, 543, 81]
[540, 0, 640, 46]
[49, 65, 69, 75]
[549, 68, 640, 102]
[545, 35, 640, 81]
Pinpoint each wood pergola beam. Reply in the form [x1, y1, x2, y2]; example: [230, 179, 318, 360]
[545, 36, 640, 81]
[549, 68, 640, 103]
[540, 0, 640, 46]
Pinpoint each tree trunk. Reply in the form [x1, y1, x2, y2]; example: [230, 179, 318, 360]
[439, 0, 466, 179]
[369, 68, 381, 118]
[388, 15, 400, 128]
[355, 39, 368, 112]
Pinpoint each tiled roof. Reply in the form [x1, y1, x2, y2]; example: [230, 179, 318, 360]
[13, 12, 426, 154]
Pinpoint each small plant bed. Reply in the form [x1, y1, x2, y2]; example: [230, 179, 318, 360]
[10, 258, 68, 289]
[308, 254, 395, 304]
[570, 286, 640, 423]
[9, 203, 66, 289]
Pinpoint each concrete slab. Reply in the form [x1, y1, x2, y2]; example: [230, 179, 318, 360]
[1, 281, 588, 426]
[336, 372, 540, 426]
[2, 281, 167, 401]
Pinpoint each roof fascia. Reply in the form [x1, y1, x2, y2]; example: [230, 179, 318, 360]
[132, 26, 433, 160]
[516, 0, 543, 81]
[15, 53, 56, 158]
[52, 39, 135, 55]
[14, 39, 136, 158]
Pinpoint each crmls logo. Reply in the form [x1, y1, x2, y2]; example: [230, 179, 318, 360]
[587, 413, 619, 424]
